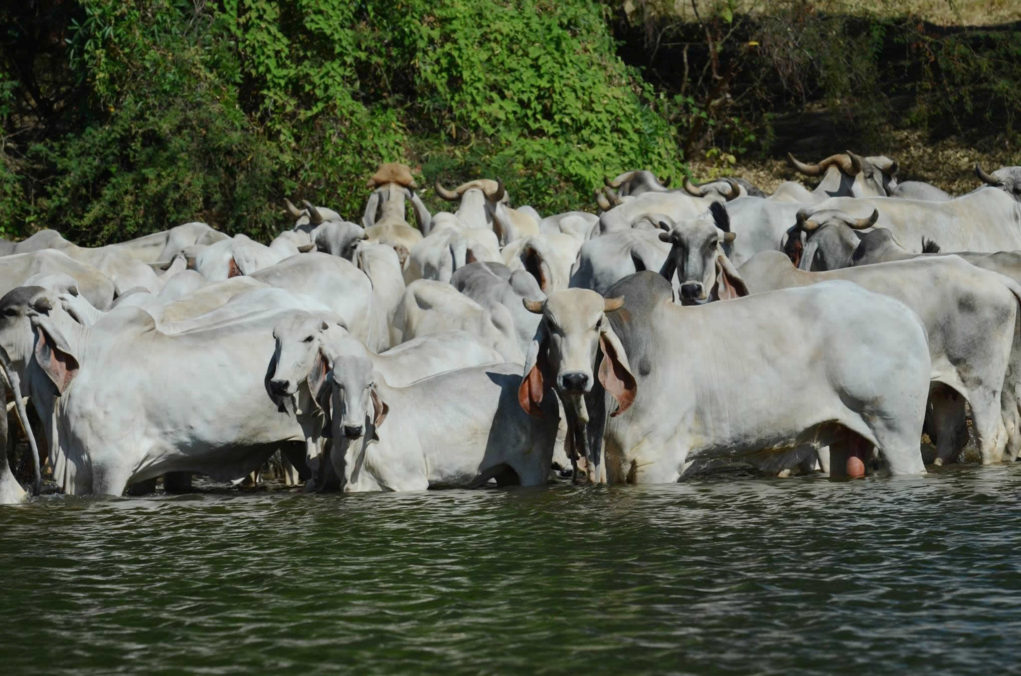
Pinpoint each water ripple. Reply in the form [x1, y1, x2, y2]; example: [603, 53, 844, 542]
[2, 466, 1021, 673]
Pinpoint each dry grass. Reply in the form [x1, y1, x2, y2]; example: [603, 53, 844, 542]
[688, 128, 1019, 195]
[628, 0, 1021, 26]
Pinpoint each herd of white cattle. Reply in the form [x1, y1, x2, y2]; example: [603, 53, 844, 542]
[2, 154, 1021, 503]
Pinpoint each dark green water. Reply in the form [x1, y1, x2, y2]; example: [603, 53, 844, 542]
[3, 466, 1021, 675]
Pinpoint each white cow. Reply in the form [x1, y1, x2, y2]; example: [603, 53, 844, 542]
[324, 354, 559, 492]
[39, 302, 317, 495]
[267, 313, 506, 488]
[521, 276, 931, 483]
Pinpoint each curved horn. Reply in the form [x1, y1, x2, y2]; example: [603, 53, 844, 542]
[843, 209, 880, 230]
[789, 152, 857, 177]
[604, 297, 624, 312]
[522, 298, 545, 314]
[842, 150, 864, 175]
[683, 177, 706, 196]
[485, 178, 505, 202]
[434, 180, 460, 201]
[795, 208, 821, 232]
[788, 152, 824, 176]
[722, 178, 741, 200]
[606, 171, 636, 189]
[301, 200, 324, 226]
[975, 164, 1004, 187]
[595, 190, 611, 211]
[284, 198, 304, 218]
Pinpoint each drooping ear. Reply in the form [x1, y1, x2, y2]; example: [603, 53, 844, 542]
[714, 254, 749, 300]
[370, 385, 389, 428]
[32, 320, 80, 394]
[518, 321, 549, 417]
[306, 349, 331, 413]
[597, 324, 636, 416]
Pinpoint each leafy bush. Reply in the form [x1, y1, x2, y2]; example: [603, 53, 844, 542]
[1, 0, 681, 243]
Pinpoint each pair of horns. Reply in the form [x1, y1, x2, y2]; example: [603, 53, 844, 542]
[435, 179, 505, 202]
[795, 208, 880, 232]
[683, 176, 740, 199]
[604, 171, 671, 189]
[282, 198, 326, 225]
[788, 151, 862, 176]
[522, 297, 624, 314]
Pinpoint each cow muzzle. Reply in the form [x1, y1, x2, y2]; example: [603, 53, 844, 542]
[268, 378, 293, 397]
[558, 371, 591, 394]
[679, 282, 706, 305]
[342, 424, 364, 439]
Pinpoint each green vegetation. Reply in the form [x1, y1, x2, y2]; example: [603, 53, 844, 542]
[0, 0, 678, 243]
[1, 1, 1019, 244]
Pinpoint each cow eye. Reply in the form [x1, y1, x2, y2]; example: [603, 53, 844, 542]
[303, 335, 315, 343]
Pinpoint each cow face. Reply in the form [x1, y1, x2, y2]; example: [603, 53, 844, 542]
[324, 337, 387, 441]
[268, 313, 332, 411]
[0, 286, 46, 376]
[657, 202, 746, 304]
[794, 208, 878, 271]
[519, 289, 635, 417]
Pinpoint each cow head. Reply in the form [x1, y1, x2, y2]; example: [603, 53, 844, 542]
[788, 150, 895, 198]
[520, 290, 635, 483]
[791, 207, 878, 271]
[976, 164, 1021, 201]
[604, 170, 671, 197]
[320, 335, 388, 492]
[311, 220, 366, 260]
[267, 311, 344, 420]
[657, 202, 747, 304]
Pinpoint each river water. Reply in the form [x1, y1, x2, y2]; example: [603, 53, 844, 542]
[2, 465, 1020, 674]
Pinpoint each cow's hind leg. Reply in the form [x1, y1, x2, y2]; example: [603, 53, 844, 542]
[969, 394, 1008, 465]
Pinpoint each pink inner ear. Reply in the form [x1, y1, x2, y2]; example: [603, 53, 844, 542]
[35, 329, 79, 394]
[598, 334, 636, 417]
[371, 389, 389, 428]
[227, 257, 243, 278]
[518, 364, 545, 417]
[714, 257, 749, 300]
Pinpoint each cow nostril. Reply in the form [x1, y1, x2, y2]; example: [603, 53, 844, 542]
[680, 282, 703, 299]
[342, 425, 364, 439]
[269, 379, 290, 395]
[560, 372, 590, 393]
